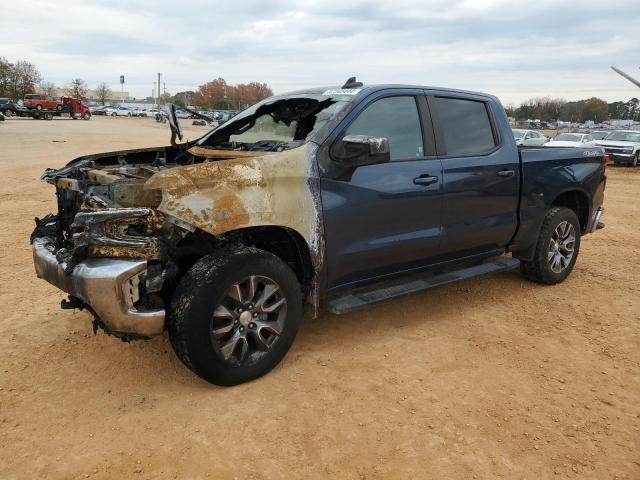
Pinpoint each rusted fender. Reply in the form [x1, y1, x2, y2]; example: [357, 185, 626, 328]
[143, 144, 322, 250]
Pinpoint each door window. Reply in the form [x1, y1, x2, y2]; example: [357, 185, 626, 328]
[433, 97, 497, 156]
[345, 96, 424, 161]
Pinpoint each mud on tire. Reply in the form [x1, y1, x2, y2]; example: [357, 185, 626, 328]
[167, 246, 303, 386]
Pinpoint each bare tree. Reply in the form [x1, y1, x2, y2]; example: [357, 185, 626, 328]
[40, 81, 56, 96]
[8, 60, 42, 100]
[95, 82, 112, 105]
[67, 78, 88, 99]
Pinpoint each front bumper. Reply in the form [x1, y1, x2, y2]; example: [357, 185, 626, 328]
[32, 236, 165, 337]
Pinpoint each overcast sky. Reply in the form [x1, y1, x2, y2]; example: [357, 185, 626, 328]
[1, 0, 639, 105]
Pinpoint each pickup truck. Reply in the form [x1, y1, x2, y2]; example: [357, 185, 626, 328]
[31, 80, 607, 386]
[23, 93, 64, 111]
[596, 130, 640, 167]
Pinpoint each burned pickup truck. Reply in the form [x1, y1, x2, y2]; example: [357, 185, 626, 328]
[32, 79, 606, 386]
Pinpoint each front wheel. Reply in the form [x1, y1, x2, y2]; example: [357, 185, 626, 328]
[168, 247, 303, 386]
[520, 206, 581, 284]
[35, 104, 42, 111]
[631, 153, 639, 168]
[82, 112, 91, 120]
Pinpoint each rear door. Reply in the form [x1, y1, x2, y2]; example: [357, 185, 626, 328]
[428, 94, 520, 260]
[320, 90, 444, 289]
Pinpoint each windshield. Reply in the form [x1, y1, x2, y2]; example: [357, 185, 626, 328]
[554, 133, 583, 142]
[512, 129, 525, 139]
[197, 93, 354, 151]
[590, 132, 610, 140]
[606, 131, 640, 142]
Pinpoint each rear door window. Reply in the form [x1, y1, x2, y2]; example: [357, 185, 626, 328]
[345, 96, 424, 160]
[433, 97, 497, 156]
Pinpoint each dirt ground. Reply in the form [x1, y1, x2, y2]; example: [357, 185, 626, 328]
[0, 116, 638, 480]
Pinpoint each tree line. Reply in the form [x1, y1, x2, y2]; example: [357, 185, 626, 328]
[190, 78, 273, 110]
[505, 96, 640, 123]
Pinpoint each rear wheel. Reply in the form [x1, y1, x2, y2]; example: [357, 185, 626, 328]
[631, 153, 639, 167]
[82, 112, 91, 120]
[520, 206, 581, 284]
[168, 246, 303, 386]
[56, 105, 62, 111]
[35, 104, 42, 111]
[4, 109, 11, 117]
[111, 112, 117, 117]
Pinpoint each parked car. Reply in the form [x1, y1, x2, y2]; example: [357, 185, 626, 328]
[131, 108, 148, 117]
[105, 105, 134, 117]
[175, 109, 192, 119]
[596, 130, 640, 166]
[512, 129, 548, 146]
[23, 94, 64, 111]
[590, 131, 610, 141]
[0, 98, 19, 116]
[544, 133, 597, 148]
[32, 82, 606, 386]
[90, 105, 109, 115]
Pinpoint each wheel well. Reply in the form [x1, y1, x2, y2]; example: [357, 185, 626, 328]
[551, 190, 589, 232]
[172, 226, 314, 292]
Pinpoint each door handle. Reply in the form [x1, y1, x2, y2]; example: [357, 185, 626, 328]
[413, 175, 439, 186]
[497, 169, 515, 177]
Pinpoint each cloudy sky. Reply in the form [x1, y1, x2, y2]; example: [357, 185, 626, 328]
[1, 0, 639, 105]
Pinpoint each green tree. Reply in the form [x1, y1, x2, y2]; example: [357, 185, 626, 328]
[580, 98, 608, 123]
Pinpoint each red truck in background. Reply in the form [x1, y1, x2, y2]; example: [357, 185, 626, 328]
[24, 94, 64, 111]
[16, 96, 91, 120]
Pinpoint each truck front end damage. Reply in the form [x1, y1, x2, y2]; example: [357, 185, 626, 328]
[31, 153, 188, 339]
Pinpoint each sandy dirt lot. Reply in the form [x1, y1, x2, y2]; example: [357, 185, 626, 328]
[0, 116, 638, 479]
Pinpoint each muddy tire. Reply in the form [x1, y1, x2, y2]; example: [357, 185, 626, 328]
[167, 246, 303, 386]
[520, 207, 581, 285]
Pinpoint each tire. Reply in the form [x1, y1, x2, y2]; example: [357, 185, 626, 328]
[111, 112, 117, 117]
[4, 109, 11, 117]
[168, 246, 303, 386]
[127, 112, 131, 117]
[520, 206, 581, 285]
[82, 112, 91, 120]
[632, 153, 639, 168]
[56, 105, 62, 111]
[36, 104, 42, 111]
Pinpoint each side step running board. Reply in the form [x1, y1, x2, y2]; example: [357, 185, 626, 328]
[327, 257, 520, 315]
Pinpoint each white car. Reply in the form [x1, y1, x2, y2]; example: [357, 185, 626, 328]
[544, 133, 597, 148]
[513, 129, 548, 146]
[104, 106, 133, 117]
[596, 130, 640, 167]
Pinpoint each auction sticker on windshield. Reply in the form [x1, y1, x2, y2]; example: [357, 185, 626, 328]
[322, 89, 362, 95]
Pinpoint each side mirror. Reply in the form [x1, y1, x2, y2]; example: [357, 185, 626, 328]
[337, 134, 390, 166]
[163, 104, 183, 146]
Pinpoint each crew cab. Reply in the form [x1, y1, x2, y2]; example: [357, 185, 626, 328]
[31, 80, 607, 386]
[24, 93, 64, 111]
[596, 130, 640, 166]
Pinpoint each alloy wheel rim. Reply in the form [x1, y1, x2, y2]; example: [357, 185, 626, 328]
[210, 275, 287, 366]
[548, 221, 575, 273]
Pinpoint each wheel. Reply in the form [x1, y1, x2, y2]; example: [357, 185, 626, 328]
[632, 153, 639, 168]
[520, 206, 581, 284]
[35, 104, 42, 111]
[111, 112, 117, 117]
[56, 105, 62, 111]
[127, 112, 131, 116]
[168, 246, 303, 386]
[4, 109, 11, 117]
[82, 112, 91, 120]
[45, 113, 53, 120]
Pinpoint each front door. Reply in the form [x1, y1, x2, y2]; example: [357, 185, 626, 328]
[320, 91, 444, 289]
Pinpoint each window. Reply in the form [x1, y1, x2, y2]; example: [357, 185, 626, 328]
[433, 97, 497, 156]
[345, 96, 424, 160]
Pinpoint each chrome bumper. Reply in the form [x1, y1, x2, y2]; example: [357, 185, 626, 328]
[32, 236, 165, 336]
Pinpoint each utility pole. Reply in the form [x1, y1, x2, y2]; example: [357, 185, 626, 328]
[157, 72, 161, 108]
